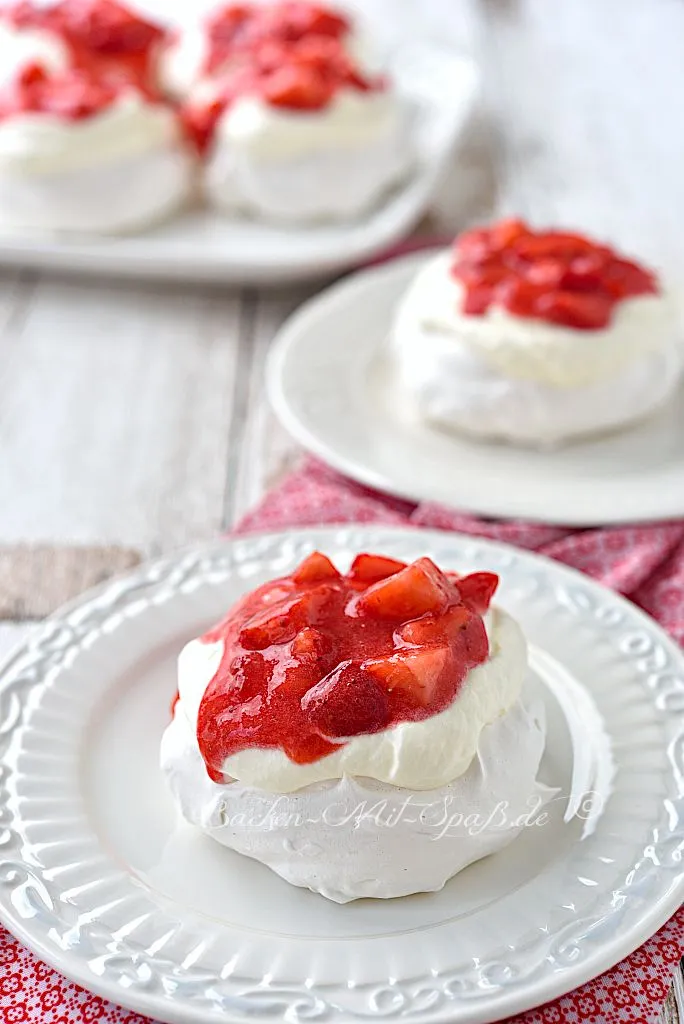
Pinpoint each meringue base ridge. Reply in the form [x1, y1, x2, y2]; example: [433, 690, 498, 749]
[204, 92, 413, 224]
[161, 694, 553, 903]
[0, 145, 197, 235]
[391, 318, 683, 449]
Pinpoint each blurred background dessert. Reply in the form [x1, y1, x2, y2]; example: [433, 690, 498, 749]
[391, 218, 681, 447]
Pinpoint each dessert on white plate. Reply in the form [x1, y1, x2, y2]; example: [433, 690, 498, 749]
[183, 28, 411, 223]
[391, 218, 682, 447]
[160, 1, 360, 100]
[0, 62, 195, 234]
[0, 0, 433, 242]
[161, 550, 552, 903]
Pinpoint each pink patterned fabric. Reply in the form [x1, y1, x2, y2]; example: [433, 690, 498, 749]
[1, 457, 682, 1023]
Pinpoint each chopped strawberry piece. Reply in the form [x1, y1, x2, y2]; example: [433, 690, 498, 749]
[356, 557, 451, 620]
[198, 4, 376, 112]
[17, 62, 46, 88]
[4, 2, 48, 28]
[239, 585, 334, 649]
[1, 64, 121, 121]
[347, 553, 407, 584]
[514, 231, 593, 260]
[462, 284, 492, 316]
[255, 2, 349, 43]
[458, 264, 510, 288]
[524, 259, 566, 289]
[365, 647, 450, 706]
[457, 614, 489, 664]
[601, 259, 658, 299]
[536, 290, 612, 329]
[453, 227, 490, 262]
[285, 31, 340, 67]
[197, 550, 494, 776]
[396, 606, 488, 665]
[499, 278, 544, 318]
[207, 3, 253, 46]
[291, 626, 333, 669]
[302, 660, 390, 738]
[568, 253, 606, 277]
[449, 217, 660, 330]
[180, 97, 226, 154]
[229, 651, 267, 700]
[262, 62, 332, 108]
[238, 597, 302, 649]
[490, 217, 527, 249]
[54, 0, 164, 56]
[292, 551, 341, 584]
[205, 0, 349, 77]
[457, 572, 499, 614]
[396, 605, 470, 645]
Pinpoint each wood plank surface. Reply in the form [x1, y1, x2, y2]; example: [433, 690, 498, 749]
[0, 275, 246, 553]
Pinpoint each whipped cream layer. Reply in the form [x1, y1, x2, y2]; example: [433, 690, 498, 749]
[161, 691, 552, 902]
[205, 89, 411, 222]
[0, 93, 184, 175]
[0, 21, 69, 88]
[0, 93, 195, 233]
[176, 606, 526, 793]
[398, 251, 680, 389]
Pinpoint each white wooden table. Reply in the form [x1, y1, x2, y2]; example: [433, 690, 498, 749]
[1, 0, 684, 661]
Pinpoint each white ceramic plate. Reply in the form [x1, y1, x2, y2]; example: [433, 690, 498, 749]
[267, 253, 684, 523]
[0, 526, 682, 1024]
[0, 48, 477, 285]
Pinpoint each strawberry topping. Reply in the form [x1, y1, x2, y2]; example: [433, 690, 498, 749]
[52, 0, 163, 57]
[2, 0, 166, 90]
[451, 218, 659, 330]
[0, 61, 122, 120]
[204, 1, 349, 76]
[194, 552, 498, 781]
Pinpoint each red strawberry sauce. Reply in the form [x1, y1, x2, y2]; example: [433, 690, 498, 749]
[0, 61, 127, 120]
[451, 218, 659, 330]
[194, 552, 498, 782]
[2, 0, 165, 112]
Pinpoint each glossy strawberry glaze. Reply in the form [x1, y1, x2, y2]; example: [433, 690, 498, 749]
[451, 218, 659, 330]
[3, 0, 165, 92]
[182, 31, 381, 154]
[194, 552, 498, 782]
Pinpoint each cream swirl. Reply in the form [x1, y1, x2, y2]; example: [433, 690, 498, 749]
[0, 92, 183, 176]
